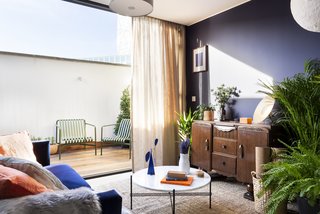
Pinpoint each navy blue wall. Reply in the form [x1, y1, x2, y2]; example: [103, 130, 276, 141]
[186, 0, 320, 118]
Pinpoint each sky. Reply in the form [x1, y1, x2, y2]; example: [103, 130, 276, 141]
[0, 0, 126, 59]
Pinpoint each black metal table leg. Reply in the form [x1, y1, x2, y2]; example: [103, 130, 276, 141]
[130, 175, 132, 210]
[209, 180, 212, 209]
[172, 189, 175, 214]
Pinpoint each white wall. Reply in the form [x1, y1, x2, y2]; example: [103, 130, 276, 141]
[208, 46, 273, 102]
[0, 52, 131, 141]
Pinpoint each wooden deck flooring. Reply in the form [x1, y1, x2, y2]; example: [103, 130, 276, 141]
[50, 146, 132, 178]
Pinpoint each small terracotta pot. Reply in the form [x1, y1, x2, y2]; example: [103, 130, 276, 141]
[203, 111, 214, 121]
[50, 144, 58, 155]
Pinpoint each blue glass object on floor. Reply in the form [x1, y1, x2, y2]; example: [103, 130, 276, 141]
[147, 152, 155, 175]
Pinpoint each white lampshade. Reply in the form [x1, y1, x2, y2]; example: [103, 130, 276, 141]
[290, 0, 320, 33]
[109, 0, 153, 17]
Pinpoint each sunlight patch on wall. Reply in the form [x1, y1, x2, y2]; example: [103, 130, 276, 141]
[208, 45, 273, 103]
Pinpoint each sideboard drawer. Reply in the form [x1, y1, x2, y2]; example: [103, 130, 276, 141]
[213, 126, 237, 139]
[213, 138, 237, 155]
[212, 153, 236, 176]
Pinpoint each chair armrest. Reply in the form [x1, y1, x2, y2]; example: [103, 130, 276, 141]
[101, 124, 116, 140]
[101, 124, 116, 128]
[86, 123, 96, 128]
[32, 140, 50, 166]
[97, 190, 122, 214]
[85, 123, 96, 141]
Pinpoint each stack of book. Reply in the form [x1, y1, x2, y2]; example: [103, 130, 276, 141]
[160, 170, 193, 186]
[166, 170, 188, 181]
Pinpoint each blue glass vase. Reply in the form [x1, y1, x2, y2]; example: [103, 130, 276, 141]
[147, 152, 155, 175]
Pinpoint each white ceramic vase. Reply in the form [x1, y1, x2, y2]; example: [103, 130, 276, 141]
[179, 153, 190, 174]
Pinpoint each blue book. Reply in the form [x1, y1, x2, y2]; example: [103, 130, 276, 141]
[166, 175, 188, 181]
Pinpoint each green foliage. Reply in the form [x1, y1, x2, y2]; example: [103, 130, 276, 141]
[114, 87, 131, 135]
[211, 84, 241, 108]
[176, 109, 195, 142]
[259, 59, 320, 213]
[261, 143, 320, 214]
[260, 59, 320, 152]
[193, 104, 215, 120]
[30, 136, 55, 144]
[46, 136, 56, 145]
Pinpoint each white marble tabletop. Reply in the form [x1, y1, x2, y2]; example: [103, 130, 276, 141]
[132, 165, 211, 192]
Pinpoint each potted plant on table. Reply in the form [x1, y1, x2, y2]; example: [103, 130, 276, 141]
[258, 59, 320, 214]
[211, 84, 240, 121]
[176, 109, 195, 164]
[179, 138, 191, 174]
[176, 109, 195, 143]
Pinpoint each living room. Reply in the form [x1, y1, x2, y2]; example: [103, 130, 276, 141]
[0, 0, 320, 213]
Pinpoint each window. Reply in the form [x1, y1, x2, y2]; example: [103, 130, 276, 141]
[0, 0, 132, 65]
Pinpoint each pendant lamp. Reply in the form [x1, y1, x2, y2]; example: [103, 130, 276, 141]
[109, 0, 153, 17]
[291, 0, 320, 32]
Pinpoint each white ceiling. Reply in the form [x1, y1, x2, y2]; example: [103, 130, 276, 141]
[91, 0, 251, 26]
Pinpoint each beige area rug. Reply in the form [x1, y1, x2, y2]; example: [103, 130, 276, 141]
[89, 175, 256, 214]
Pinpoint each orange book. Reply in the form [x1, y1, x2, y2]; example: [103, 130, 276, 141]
[160, 176, 193, 186]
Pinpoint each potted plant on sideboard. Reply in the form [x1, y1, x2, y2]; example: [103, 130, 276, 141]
[194, 104, 215, 121]
[211, 84, 240, 121]
[259, 59, 320, 214]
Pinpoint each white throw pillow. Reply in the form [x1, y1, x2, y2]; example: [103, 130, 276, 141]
[0, 131, 37, 163]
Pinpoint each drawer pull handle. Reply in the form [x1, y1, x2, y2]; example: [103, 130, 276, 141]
[222, 161, 226, 166]
[239, 144, 244, 159]
[222, 145, 227, 149]
[204, 139, 209, 151]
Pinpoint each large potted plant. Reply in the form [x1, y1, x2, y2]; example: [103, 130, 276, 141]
[211, 84, 240, 121]
[259, 59, 320, 214]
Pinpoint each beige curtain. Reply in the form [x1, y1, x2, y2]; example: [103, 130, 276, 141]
[131, 17, 186, 171]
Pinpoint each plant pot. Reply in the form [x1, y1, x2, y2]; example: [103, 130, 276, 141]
[179, 153, 190, 174]
[203, 110, 214, 121]
[50, 144, 58, 155]
[297, 197, 320, 214]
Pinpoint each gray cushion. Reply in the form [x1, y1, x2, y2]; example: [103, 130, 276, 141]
[0, 156, 66, 191]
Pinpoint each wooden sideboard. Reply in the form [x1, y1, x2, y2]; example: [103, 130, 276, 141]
[191, 120, 281, 183]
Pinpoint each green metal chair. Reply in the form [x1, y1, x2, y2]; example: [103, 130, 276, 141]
[56, 119, 97, 160]
[101, 119, 131, 159]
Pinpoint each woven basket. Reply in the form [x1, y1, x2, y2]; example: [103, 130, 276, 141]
[252, 171, 287, 214]
[252, 171, 269, 213]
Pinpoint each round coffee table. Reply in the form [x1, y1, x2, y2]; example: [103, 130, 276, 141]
[130, 165, 212, 214]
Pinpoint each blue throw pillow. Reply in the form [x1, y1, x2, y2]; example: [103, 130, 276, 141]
[45, 164, 91, 190]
